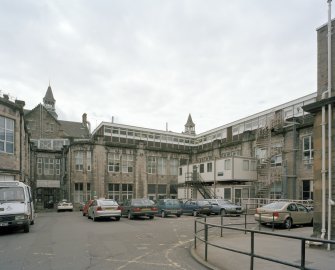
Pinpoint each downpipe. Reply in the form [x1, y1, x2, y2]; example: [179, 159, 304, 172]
[326, 0, 332, 245]
[321, 102, 327, 240]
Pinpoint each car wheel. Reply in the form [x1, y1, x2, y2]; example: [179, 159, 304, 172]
[23, 224, 29, 233]
[161, 211, 166, 218]
[149, 215, 154, 219]
[193, 211, 198, 217]
[220, 209, 226, 216]
[115, 216, 120, 221]
[176, 214, 181, 218]
[284, 218, 292, 229]
[128, 212, 133, 220]
[93, 213, 97, 222]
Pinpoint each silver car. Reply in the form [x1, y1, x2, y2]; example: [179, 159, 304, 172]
[254, 201, 313, 229]
[88, 199, 121, 221]
[206, 199, 243, 216]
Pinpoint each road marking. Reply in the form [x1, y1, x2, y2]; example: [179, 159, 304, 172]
[164, 238, 194, 270]
[32, 252, 54, 256]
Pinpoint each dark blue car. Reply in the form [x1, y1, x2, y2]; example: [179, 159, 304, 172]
[157, 199, 182, 218]
[182, 200, 212, 216]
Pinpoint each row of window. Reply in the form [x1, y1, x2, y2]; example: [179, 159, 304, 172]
[179, 159, 258, 176]
[37, 158, 61, 176]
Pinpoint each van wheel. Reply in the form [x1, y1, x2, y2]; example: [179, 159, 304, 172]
[23, 224, 29, 233]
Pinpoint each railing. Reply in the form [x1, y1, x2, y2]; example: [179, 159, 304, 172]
[194, 216, 335, 270]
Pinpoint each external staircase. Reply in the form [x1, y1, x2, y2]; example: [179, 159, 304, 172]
[184, 172, 216, 199]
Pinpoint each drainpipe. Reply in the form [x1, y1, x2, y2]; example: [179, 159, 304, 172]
[321, 92, 328, 240]
[327, 0, 333, 249]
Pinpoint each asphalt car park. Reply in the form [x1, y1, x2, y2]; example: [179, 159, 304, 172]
[0, 210, 208, 270]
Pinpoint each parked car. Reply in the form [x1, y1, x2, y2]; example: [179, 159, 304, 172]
[157, 199, 182, 218]
[82, 199, 94, 216]
[254, 201, 313, 229]
[57, 199, 73, 212]
[87, 198, 121, 221]
[120, 198, 158, 219]
[181, 200, 212, 216]
[206, 199, 243, 216]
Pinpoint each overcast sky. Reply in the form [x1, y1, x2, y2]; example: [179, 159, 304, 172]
[0, 0, 328, 134]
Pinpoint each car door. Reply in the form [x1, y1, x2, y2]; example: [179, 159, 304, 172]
[183, 201, 193, 213]
[287, 203, 299, 223]
[296, 203, 311, 224]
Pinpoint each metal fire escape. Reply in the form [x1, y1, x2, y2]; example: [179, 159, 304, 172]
[184, 171, 215, 199]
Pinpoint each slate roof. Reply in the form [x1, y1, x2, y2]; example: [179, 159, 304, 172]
[43, 85, 55, 103]
[59, 120, 90, 138]
[185, 113, 195, 127]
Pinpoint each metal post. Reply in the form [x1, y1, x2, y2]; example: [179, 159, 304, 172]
[221, 215, 223, 237]
[205, 223, 208, 261]
[301, 239, 306, 270]
[250, 231, 254, 270]
[245, 213, 247, 234]
[194, 219, 197, 249]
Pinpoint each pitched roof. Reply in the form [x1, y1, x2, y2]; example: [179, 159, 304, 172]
[185, 113, 195, 127]
[58, 120, 90, 138]
[43, 85, 55, 103]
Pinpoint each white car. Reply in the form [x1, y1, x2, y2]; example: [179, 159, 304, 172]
[88, 199, 121, 221]
[57, 199, 73, 212]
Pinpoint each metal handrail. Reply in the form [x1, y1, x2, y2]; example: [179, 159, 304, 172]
[194, 216, 335, 270]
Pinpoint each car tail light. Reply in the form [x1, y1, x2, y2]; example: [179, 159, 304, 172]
[151, 207, 158, 211]
[273, 212, 279, 218]
[96, 206, 102, 211]
[117, 206, 122, 210]
[132, 207, 141, 212]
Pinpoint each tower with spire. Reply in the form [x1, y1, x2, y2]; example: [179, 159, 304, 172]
[184, 113, 196, 135]
[43, 84, 58, 119]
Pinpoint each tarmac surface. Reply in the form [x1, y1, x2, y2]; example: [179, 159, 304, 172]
[190, 224, 335, 270]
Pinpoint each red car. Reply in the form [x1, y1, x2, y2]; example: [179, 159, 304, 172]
[82, 200, 94, 216]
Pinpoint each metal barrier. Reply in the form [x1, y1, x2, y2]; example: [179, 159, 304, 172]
[194, 215, 335, 270]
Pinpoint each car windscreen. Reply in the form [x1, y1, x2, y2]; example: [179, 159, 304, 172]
[262, 202, 287, 210]
[100, 200, 118, 206]
[132, 199, 154, 206]
[217, 200, 234, 205]
[0, 187, 25, 202]
[165, 200, 181, 206]
[197, 200, 210, 206]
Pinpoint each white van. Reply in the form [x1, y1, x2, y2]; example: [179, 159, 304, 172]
[0, 181, 35, 233]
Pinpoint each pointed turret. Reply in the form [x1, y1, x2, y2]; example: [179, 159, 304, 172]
[43, 84, 58, 119]
[184, 113, 196, 135]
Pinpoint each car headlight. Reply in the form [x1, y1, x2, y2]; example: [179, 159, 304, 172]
[15, 215, 27, 220]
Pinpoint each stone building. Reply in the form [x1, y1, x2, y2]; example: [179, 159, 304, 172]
[24, 85, 90, 209]
[303, 20, 335, 241]
[19, 84, 318, 210]
[177, 94, 316, 204]
[0, 92, 30, 183]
